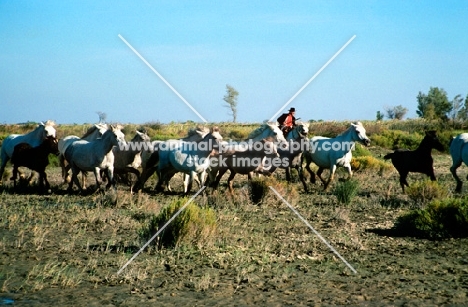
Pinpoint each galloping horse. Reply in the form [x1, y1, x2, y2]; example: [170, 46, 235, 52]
[273, 121, 309, 189]
[11, 136, 59, 192]
[449, 133, 468, 192]
[0, 120, 56, 181]
[207, 122, 287, 185]
[64, 125, 126, 193]
[58, 123, 108, 185]
[384, 130, 444, 192]
[211, 139, 279, 194]
[302, 122, 371, 191]
[136, 126, 211, 191]
[154, 131, 222, 194]
[112, 130, 151, 187]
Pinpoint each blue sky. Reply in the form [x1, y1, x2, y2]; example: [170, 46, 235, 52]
[1, 1, 467, 124]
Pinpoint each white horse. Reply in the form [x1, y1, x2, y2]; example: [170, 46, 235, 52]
[154, 131, 222, 194]
[0, 120, 56, 181]
[112, 130, 151, 188]
[136, 126, 211, 191]
[212, 139, 279, 194]
[450, 133, 468, 192]
[58, 123, 108, 185]
[302, 122, 370, 191]
[206, 122, 287, 185]
[64, 125, 126, 193]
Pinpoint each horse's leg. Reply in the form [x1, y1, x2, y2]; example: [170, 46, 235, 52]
[39, 171, 49, 193]
[104, 166, 116, 190]
[427, 167, 436, 181]
[93, 167, 103, 191]
[11, 165, 18, 188]
[303, 155, 316, 184]
[450, 162, 463, 192]
[399, 171, 409, 193]
[27, 171, 35, 185]
[81, 172, 87, 190]
[323, 165, 336, 191]
[346, 164, 353, 180]
[298, 164, 309, 193]
[135, 165, 157, 192]
[59, 154, 67, 182]
[183, 173, 191, 194]
[69, 168, 82, 193]
[154, 170, 166, 192]
[0, 153, 8, 181]
[213, 168, 228, 190]
[317, 167, 327, 185]
[125, 167, 141, 191]
[285, 167, 292, 182]
[227, 172, 236, 194]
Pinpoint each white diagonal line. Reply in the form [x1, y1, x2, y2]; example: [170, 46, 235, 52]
[269, 35, 356, 122]
[269, 186, 357, 274]
[117, 186, 206, 275]
[118, 34, 208, 123]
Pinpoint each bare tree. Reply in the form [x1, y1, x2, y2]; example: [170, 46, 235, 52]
[223, 85, 239, 123]
[96, 111, 107, 124]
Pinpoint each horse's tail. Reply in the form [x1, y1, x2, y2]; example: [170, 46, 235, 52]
[383, 152, 393, 160]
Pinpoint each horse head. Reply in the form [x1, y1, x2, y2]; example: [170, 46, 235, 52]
[424, 130, 445, 152]
[210, 126, 223, 141]
[291, 121, 309, 138]
[40, 120, 56, 139]
[263, 122, 287, 145]
[109, 124, 127, 147]
[43, 136, 59, 155]
[134, 130, 151, 143]
[351, 122, 371, 146]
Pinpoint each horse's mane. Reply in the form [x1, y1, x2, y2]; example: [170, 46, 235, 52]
[336, 121, 364, 137]
[248, 123, 276, 139]
[81, 124, 107, 139]
[43, 120, 56, 127]
[81, 125, 99, 139]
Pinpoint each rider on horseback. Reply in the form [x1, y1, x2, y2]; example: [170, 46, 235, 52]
[277, 107, 297, 137]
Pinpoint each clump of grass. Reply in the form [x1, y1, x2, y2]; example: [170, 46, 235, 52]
[352, 143, 372, 157]
[139, 198, 217, 249]
[249, 177, 269, 205]
[394, 197, 468, 239]
[333, 179, 359, 205]
[405, 180, 449, 206]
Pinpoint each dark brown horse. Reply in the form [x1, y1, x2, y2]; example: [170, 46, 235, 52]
[11, 136, 59, 192]
[383, 130, 445, 192]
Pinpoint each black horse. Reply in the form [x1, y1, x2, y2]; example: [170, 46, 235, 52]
[384, 130, 445, 192]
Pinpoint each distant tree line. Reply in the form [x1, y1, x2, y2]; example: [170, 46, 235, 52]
[378, 87, 468, 127]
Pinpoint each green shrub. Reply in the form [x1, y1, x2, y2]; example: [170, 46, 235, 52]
[371, 130, 423, 150]
[227, 129, 249, 140]
[351, 156, 392, 173]
[333, 179, 359, 205]
[352, 143, 372, 157]
[48, 154, 60, 167]
[139, 198, 217, 249]
[249, 177, 269, 205]
[405, 180, 449, 206]
[394, 198, 468, 239]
